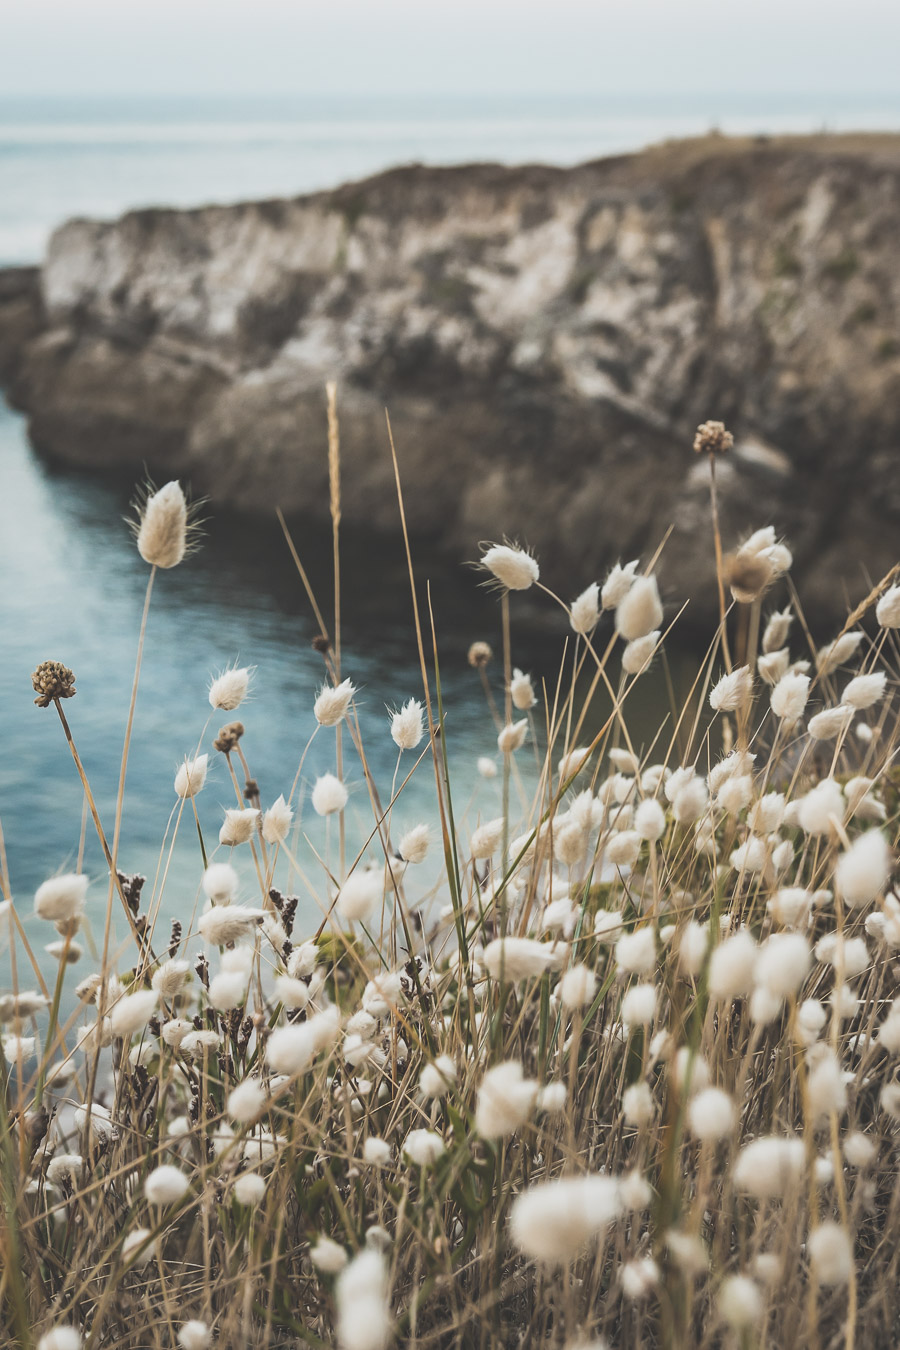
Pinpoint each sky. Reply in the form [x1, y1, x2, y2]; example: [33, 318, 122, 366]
[3, 0, 900, 99]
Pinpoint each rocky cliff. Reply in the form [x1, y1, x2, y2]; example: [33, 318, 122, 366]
[3, 134, 900, 622]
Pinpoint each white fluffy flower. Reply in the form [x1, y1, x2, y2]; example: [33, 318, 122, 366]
[798, 778, 844, 835]
[136, 481, 187, 569]
[311, 1236, 349, 1274]
[497, 721, 528, 754]
[615, 575, 662, 642]
[816, 631, 864, 675]
[559, 964, 597, 1010]
[390, 697, 425, 750]
[835, 829, 891, 908]
[202, 862, 238, 903]
[733, 1136, 805, 1198]
[876, 584, 900, 628]
[708, 931, 758, 999]
[109, 989, 158, 1039]
[336, 1249, 392, 1350]
[509, 1175, 623, 1264]
[808, 705, 854, 741]
[262, 795, 293, 845]
[719, 1276, 763, 1330]
[34, 873, 88, 924]
[38, 1329, 82, 1350]
[315, 678, 356, 727]
[471, 817, 505, 859]
[145, 1165, 190, 1207]
[475, 1061, 538, 1138]
[312, 774, 348, 816]
[601, 559, 639, 609]
[688, 1087, 735, 1141]
[622, 631, 660, 675]
[709, 665, 752, 712]
[770, 671, 810, 724]
[634, 797, 666, 841]
[570, 583, 600, 635]
[267, 1006, 340, 1076]
[754, 933, 810, 998]
[199, 905, 263, 946]
[615, 927, 656, 975]
[219, 807, 259, 846]
[208, 666, 251, 711]
[402, 1129, 446, 1166]
[227, 1078, 267, 1123]
[481, 544, 539, 590]
[338, 870, 383, 922]
[151, 959, 190, 999]
[234, 1172, 267, 1205]
[174, 754, 208, 799]
[398, 824, 430, 864]
[808, 1222, 853, 1286]
[177, 1322, 211, 1350]
[420, 1055, 456, 1099]
[621, 983, 657, 1026]
[509, 668, 537, 710]
[363, 1136, 392, 1167]
[842, 671, 886, 709]
[483, 937, 562, 982]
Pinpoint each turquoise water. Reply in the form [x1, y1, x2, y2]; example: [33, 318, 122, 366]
[3, 92, 900, 263]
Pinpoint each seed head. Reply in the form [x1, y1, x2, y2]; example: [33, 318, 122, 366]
[133, 480, 191, 569]
[213, 721, 245, 754]
[693, 420, 733, 455]
[480, 543, 539, 591]
[467, 641, 493, 668]
[32, 660, 76, 708]
[209, 665, 252, 712]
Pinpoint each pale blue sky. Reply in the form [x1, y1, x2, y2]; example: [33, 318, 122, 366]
[3, 0, 900, 97]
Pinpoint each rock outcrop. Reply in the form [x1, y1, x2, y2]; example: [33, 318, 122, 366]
[3, 134, 900, 622]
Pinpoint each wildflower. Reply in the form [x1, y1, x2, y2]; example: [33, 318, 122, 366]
[763, 607, 793, 652]
[145, 1164, 190, 1207]
[615, 575, 662, 642]
[151, 959, 190, 999]
[109, 988, 158, 1039]
[219, 807, 259, 846]
[615, 927, 656, 975]
[256, 794, 292, 845]
[733, 1136, 804, 1198]
[198, 905, 264, 946]
[708, 931, 758, 999]
[202, 861, 238, 903]
[717, 774, 753, 816]
[509, 1175, 622, 1264]
[808, 705, 854, 740]
[420, 1055, 456, 1099]
[798, 778, 844, 835]
[122, 1227, 155, 1268]
[570, 583, 600, 635]
[600, 559, 638, 609]
[710, 665, 752, 712]
[749, 792, 785, 835]
[755, 933, 810, 997]
[606, 830, 641, 867]
[622, 983, 657, 1026]
[497, 720, 528, 754]
[363, 1136, 392, 1166]
[336, 1249, 392, 1350]
[483, 936, 562, 981]
[209, 969, 249, 1011]
[876, 584, 900, 627]
[594, 909, 624, 943]
[34, 873, 87, 924]
[32, 659, 76, 707]
[177, 1324, 211, 1350]
[842, 671, 886, 709]
[633, 797, 666, 841]
[559, 964, 597, 1009]
[398, 823, 430, 864]
[622, 1081, 655, 1126]
[844, 1132, 876, 1167]
[226, 1078, 267, 1123]
[480, 543, 539, 590]
[234, 1172, 267, 1205]
[835, 829, 891, 907]
[135, 481, 189, 568]
[267, 1005, 340, 1076]
[621, 1257, 660, 1300]
[467, 641, 493, 667]
[816, 631, 864, 676]
[688, 1087, 735, 1141]
[622, 631, 660, 674]
[758, 648, 790, 684]
[719, 1276, 763, 1330]
[770, 670, 810, 724]
[805, 1047, 847, 1124]
[680, 922, 708, 976]
[38, 1329, 82, 1350]
[476, 1061, 538, 1138]
[208, 665, 251, 712]
[471, 817, 505, 859]
[509, 668, 537, 709]
[315, 678, 356, 727]
[402, 1129, 446, 1165]
[312, 1236, 349, 1274]
[808, 1223, 853, 1286]
[338, 870, 383, 922]
[672, 777, 708, 825]
[390, 697, 424, 749]
[312, 773, 348, 816]
[537, 1082, 567, 1113]
[693, 419, 733, 455]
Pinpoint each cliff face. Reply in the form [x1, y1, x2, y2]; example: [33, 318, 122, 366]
[3, 135, 900, 620]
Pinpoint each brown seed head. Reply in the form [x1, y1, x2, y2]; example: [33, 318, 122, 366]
[725, 548, 775, 605]
[32, 660, 76, 708]
[311, 635, 331, 655]
[213, 721, 245, 754]
[693, 420, 734, 456]
[468, 641, 493, 669]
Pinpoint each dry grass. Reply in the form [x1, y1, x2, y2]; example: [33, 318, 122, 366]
[3, 422, 900, 1350]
